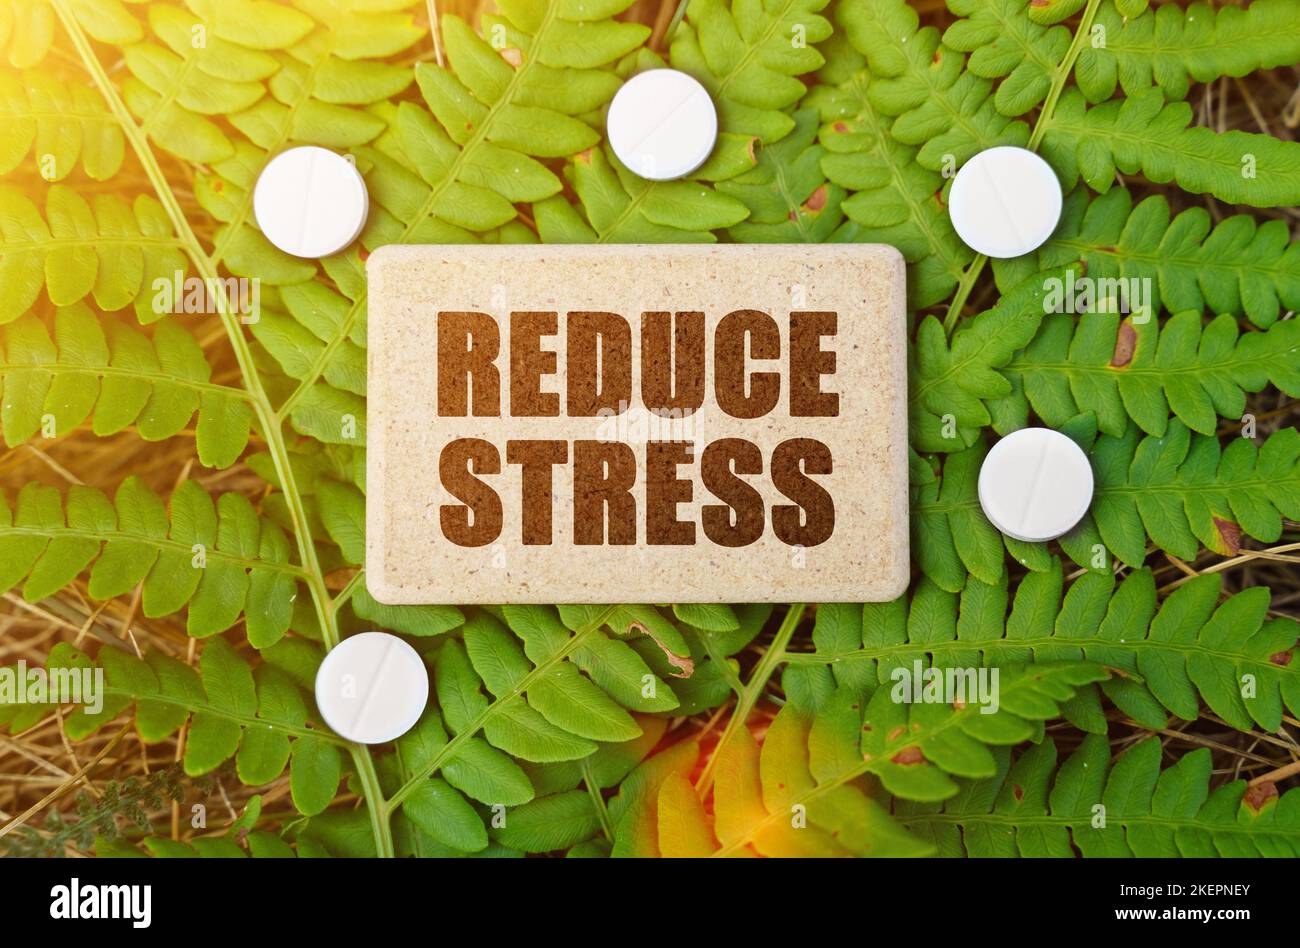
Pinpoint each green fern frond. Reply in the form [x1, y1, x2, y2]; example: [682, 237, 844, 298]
[910, 268, 1061, 451]
[109, 830, 298, 858]
[251, 274, 366, 408]
[315, 476, 366, 564]
[900, 737, 1300, 856]
[1075, 0, 1300, 104]
[667, 0, 832, 144]
[1, 1, 57, 69]
[915, 420, 1300, 582]
[388, 705, 638, 857]
[828, 657, 1110, 803]
[1041, 87, 1300, 207]
[0, 477, 301, 643]
[118, 2, 304, 164]
[0, 0, 142, 70]
[71, 637, 343, 816]
[620, 660, 1106, 842]
[0, 71, 124, 180]
[436, 609, 668, 761]
[604, 602, 769, 714]
[0, 641, 100, 734]
[0, 305, 253, 463]
[1089, 419, 1300, 563]
[836, 0, 1029, 170]
[363, 3, 640, 244]
[379, 602, 769, 842]
[0, 185, 186, 322]
[786, 566, 1299, 734]
[812, 70, 973, 306]
[911, 439, 1068, 591]
[995, 311, 1300, 440]
[719, 108, 846, 242]
[942, 0, 1072, 117]
[537, 144, 749, 243]
[194, 6, 422, 278]
[995, 187, 1300, 328]
[390, 706, 570, 855]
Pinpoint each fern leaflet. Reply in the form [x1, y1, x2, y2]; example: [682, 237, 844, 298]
[996, 311, 1300, 440]
[0, 477, 300, 643]
[901, 737, 1300, 856]
[1075, 0, 1300, 104]
[0, 305, 252, 464]
[0, 185, 186, 323]
[995, 187, 1300, 329]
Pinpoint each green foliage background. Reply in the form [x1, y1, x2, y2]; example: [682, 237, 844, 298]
[1, 0, 1299, 858]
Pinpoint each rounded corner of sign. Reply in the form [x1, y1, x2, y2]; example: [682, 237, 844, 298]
[876, 242, 907, 272]
[361, 571, 399, 606]
[363, 244, 403, 276]
[870, 561, 912, 604]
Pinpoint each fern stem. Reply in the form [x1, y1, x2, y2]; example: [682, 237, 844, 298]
[579, 759, 615, 843]
[0, 362, 257, 402]
[0, 524, 310, 577]
[694, 603, 806, 797]
[330, 569, 367, 617]
[1027, 0, 1104, 152]
[51, 3, 390, 856]
[780, 634, 1286, 674]
[352, 747, 395, 858]
[940, 0, 1104, 337]
[660, 0, 690, 48]
[48, 4, 335, 649]
[939, 252, 987, 336]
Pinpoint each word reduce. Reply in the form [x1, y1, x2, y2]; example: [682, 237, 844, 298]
[434, 308, 840, 549]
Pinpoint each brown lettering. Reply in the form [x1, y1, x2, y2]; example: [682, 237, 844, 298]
[509, 311, 559, 417]
[790, 311, 838, 417]
[439, 438, 502, 546]
[771, 438, 834, 546]
[437, 311, 499, 416]
[700, 438, 764, 547]
[646, 441, 695, 545]
[506, 440, 567, 545]
[714, 309, 780, 419]
[567, 311, 632, 416]
[573, 440, 636, 545]
[641, 311, 705, 417]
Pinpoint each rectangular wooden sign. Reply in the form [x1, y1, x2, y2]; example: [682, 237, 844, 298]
[365, 244, 908, 604]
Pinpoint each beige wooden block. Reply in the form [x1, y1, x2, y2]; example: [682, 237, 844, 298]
[366, 244, 908, 604]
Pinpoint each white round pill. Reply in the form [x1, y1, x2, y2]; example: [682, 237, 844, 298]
[977, 427, 1094, 543]
[606, 69, 718, 181]
[314, 631, 428, 744]
[252, 145, 369, 258]
[947, 146, 1062, 258]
